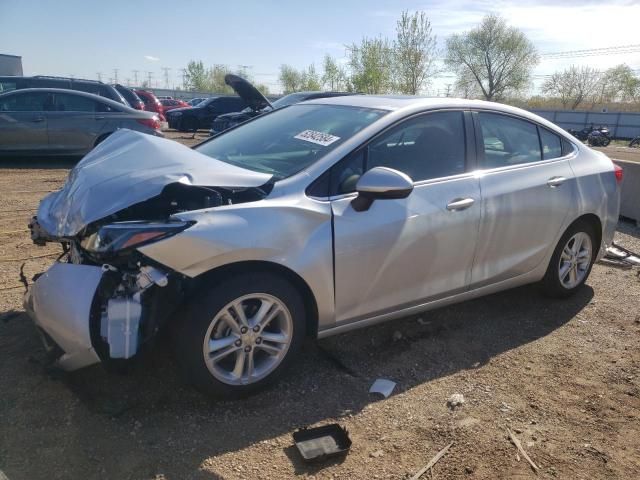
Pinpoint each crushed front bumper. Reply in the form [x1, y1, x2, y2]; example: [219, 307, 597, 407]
[23, 263, 103, 371]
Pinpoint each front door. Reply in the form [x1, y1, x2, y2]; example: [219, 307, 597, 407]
[331, 110, 481, 324]
[0, 91, 49, 152]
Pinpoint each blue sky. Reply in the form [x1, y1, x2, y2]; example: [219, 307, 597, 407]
[1, 0, 639, 94]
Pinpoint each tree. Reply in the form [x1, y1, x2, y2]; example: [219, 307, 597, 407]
[322, 54, 347, 91]
[184, 60, 209, 91]
[394, 10, 437, 94]
[598, 64, 640, 103]
[445, 14, 538, 101]
[279, 64, 304, 93]
[303, 64, 322, 91]
[542, 65, 601, 109]
[346, 36, 395, 94]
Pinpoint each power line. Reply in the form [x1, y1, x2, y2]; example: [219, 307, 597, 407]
[541, 43, 640, 59]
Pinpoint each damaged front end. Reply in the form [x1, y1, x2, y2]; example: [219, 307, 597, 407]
[24, 129, 273, 371]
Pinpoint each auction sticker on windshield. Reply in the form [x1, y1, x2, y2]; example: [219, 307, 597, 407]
[294, 130, 341, 147]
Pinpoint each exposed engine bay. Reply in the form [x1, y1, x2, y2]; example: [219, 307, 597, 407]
[27, 181, 269, 369]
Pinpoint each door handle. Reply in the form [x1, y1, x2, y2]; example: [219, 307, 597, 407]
[446, 197, 475, 211]
[32, 116, 44, 122]
[547, 176, 566, 188]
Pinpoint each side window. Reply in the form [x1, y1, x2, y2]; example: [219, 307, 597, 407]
[561, 138, 575, 156]
[539, 128, 562, 160]
[477, 112, 541, 168]
[53, 93, 99, 112]
[330, 150, 365, 195]
[0, 92, 49, 112]
[0, 81, 17, 93]
[367, 111, 466, 181]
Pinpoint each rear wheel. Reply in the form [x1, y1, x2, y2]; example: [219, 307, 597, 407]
[540, 221, 596, 298]
[175, 272, 306, 398]
[630, 137, 640, 148]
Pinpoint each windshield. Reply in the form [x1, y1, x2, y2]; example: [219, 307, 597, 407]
[196, 104, 386, 179]
[271, 93, 308, 109]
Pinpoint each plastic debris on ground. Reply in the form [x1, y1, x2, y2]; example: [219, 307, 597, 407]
[369, 378, 396, 398]
[292, 424, 352, 462]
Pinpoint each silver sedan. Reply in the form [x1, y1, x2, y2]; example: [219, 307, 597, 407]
[25, 96, 621, 397]
[0, 88, 163, 156]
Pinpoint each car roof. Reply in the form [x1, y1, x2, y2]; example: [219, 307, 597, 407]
[302, 95, 575, 139]
[0, 87, 138, 111]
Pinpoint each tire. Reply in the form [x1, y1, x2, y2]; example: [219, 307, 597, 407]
[180, 116, 198, 133]
[540, 220, 597, 298]
[630, 138, 640, 148]
[602, 137, 611, 147]
[175, 272, 306, 398]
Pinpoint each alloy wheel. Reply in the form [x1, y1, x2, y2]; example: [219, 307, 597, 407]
[558, 232, 592, 289]
[202, 293, 293, 385]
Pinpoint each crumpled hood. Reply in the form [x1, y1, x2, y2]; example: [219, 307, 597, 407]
[37, 129, 272, 237]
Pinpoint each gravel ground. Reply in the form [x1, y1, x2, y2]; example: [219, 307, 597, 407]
[0, 137, 638, 480]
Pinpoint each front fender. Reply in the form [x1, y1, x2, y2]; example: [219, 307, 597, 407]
[138, 198, 336, 330]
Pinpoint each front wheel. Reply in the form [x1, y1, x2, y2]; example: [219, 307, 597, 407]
[175, 272, 306, 398]
[540, 221, 596, 298]
[630, 137, 640, 148]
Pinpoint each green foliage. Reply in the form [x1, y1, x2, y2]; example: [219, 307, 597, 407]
[445, 14, 538, 101]
[346, 36, 395, 94]
[394, 10, 438, 95]
[279, 64, 323, 93]
[322, 55, 348, 91]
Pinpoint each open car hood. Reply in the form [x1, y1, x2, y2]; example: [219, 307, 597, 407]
[37, 129, 272, 237]
[225, 74, 272, 111]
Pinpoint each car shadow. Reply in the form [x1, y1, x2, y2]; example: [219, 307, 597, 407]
[0, 155, 79, 169]
[617, 217, 640, 240]
[0, 283, 593, 479]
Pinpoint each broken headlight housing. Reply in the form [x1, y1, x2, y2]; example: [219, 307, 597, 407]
[81, 221, 192, 253]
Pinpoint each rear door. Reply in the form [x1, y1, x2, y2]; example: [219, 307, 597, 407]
[330, 110, 481, 323]
[46, 92, 111, 154]
[470, 111, 576, 288]
[0, 91, 49, 153]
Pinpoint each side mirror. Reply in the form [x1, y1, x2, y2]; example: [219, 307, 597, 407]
[351, 167, 414, 212]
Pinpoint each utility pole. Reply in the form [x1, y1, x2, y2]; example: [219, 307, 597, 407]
[132, 70, 139, 86]
[146, 71, 153, 86]
[96, 72, 103, 82]
[125, 78, 131, 87]
[161, 67, 171, 88]
[113, 68, 119, 84]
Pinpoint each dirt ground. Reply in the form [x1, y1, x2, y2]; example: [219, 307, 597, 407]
[0, 137, 639, 480]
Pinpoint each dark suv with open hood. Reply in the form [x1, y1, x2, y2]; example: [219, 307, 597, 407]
[165, 95, 248, 132]
[210, 74, 354, 135]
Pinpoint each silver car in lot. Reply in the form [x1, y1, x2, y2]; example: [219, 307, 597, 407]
[0, 88, 163, 156]
[25, 96, 621, 397]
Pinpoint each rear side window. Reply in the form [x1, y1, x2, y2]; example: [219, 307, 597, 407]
[562, 138, 575, 156]
[367, 111, 466, 182]
[53, 93, 100, 112]
[0, 92, 49, 111]
[539, 128, 562, 160]
[477, 112, 541, 168]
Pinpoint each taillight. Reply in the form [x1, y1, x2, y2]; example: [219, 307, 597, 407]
[137, 116, 161, 130]
[613, 163, 623, 184]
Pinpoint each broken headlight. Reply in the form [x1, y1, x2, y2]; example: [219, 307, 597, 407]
[81, 221, 192, 253]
